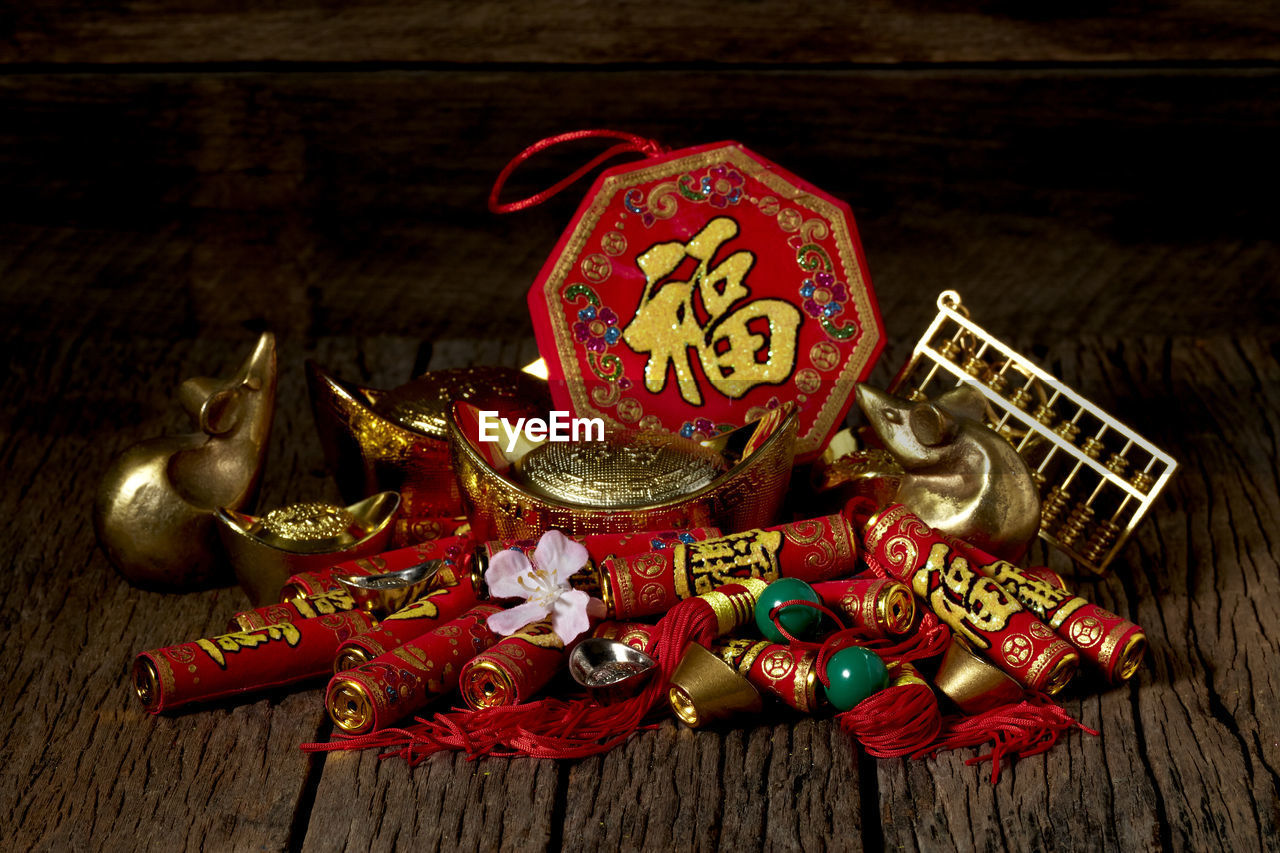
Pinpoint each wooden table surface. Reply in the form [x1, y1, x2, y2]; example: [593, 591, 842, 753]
[3, 4, 1278, 851]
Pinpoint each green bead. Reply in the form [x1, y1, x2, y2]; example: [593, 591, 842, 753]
[824, 646, 890, 711]
[754, 578, 821, 643]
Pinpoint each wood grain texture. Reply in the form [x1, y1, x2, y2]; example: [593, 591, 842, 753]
[0, 69, 1276, 354]
[2, 1, 1278, 65]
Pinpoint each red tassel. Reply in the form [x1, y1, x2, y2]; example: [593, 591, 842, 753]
[916, 694, 1099, 784]
[302, 585, 721, 761]
[836, 678, 942, 758]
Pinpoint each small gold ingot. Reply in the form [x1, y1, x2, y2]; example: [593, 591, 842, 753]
[667, 643, 762, 728]
[933, 636, 1025, 714]
[95, 332, 277, 590]
[216, 492, 400, 605]
[328, 680, 376, 734]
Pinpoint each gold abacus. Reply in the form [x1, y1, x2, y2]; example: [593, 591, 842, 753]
[887, 291, 1178, 575]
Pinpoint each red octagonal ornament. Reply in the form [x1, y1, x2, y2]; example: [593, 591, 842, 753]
[527, 140, 885, 462]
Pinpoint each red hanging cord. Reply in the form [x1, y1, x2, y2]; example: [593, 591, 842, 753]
[488, 129, 666, 214]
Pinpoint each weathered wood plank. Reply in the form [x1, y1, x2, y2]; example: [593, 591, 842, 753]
[560, 717, 863, 852]
[2, 1, 1277, 65]
[875, 334, 1280, 852]
[0, 69, 1276, 351]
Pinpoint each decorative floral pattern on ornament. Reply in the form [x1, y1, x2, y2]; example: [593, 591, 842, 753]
[624, 163, 744, 226]
[796, 242, 861, 342]
[563, 282, 626, 385]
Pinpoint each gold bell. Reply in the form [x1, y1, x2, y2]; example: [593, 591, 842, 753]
[932, 636, 1025, 714]
[667, 643, 762, 728]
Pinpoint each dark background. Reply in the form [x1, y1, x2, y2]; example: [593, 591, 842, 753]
[2, 4, 1278, 851]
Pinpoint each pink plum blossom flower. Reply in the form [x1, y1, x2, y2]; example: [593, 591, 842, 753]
[484, 530, 606, 645]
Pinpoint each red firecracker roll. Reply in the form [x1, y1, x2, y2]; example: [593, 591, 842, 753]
[940, 536, 1147, 683]
[391, 512, 471, 549]
[590, 621, 656, 653]
[862, 505, 1079, 695]
[279, 533, 474, 599]
[975, 560, 1146, 683]
[133, 611, 376, 713]
[712, 637, 820, 713]
[598, 514, 858, 618]
[229, 588, 357, 632]
[459, 619, 567, 710]
[332, 561, 484, 670]
[326, 604, 501, 734]
[811, 578, 917, 638]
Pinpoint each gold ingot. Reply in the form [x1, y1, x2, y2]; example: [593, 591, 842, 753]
[933, 636, 1025, 714]
[450, 401, 798, 540]
[306, 361, 551, 510]
[668, 643, 762, 728]
[94, 332, 277, 590]
[215, 492, 400, 605]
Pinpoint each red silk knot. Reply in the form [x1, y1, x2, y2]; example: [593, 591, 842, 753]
[488, 129, 666, 214]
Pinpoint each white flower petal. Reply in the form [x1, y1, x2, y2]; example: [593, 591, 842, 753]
[485, 549, 534, 600]
[550, 588, 593, 645]
[487, 600, 551, 637]
[533, 530, 590, 587]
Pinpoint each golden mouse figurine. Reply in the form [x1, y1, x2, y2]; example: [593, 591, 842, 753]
[855, 382, 1041, 562]
[94, 332, 278, 590]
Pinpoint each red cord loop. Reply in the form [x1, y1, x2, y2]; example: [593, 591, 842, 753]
[488, 129, 666, 214]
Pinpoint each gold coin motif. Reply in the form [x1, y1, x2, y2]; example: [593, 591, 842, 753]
[580, 253, 612, 283]
[1070, 617, 1104, 647]
[1002, 634, 1033, 667]
[617, 398, 643, 423]
[809, 341, 841, 372]
[1029, 621, 1056, 641]
[777, 209, 802, 232]
[795, 368, 821, 395]
[601, 231, 628, 256]
[761, 650, 795, 680]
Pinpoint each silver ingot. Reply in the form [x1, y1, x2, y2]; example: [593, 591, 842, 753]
[569, 638, 658, 703]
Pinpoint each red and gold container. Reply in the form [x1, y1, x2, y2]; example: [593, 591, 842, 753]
[332, 561, 484, 670]
[976, 560, 1146, 683]
[862, 505, 1079, 694]
[811, 578, 917, 638]
[325, 604, 501, 734]
[458, 619, 566, 710]
[712, 637, 820, 713]
[229, 588, 357, 631]
[598, 514, 858, 618]
[279, 533, 474, 599]
[133, 611, 376, 713]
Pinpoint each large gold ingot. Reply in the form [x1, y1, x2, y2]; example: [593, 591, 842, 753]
[94, 332, 277, 590]
[306, 362, 551, 514]
[450, 402, 798, 540]
[215, 493, 399, 605]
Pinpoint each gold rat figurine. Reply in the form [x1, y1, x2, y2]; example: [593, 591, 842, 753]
[94, 332, 278, 590]
[855, 382, 1041, 562]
